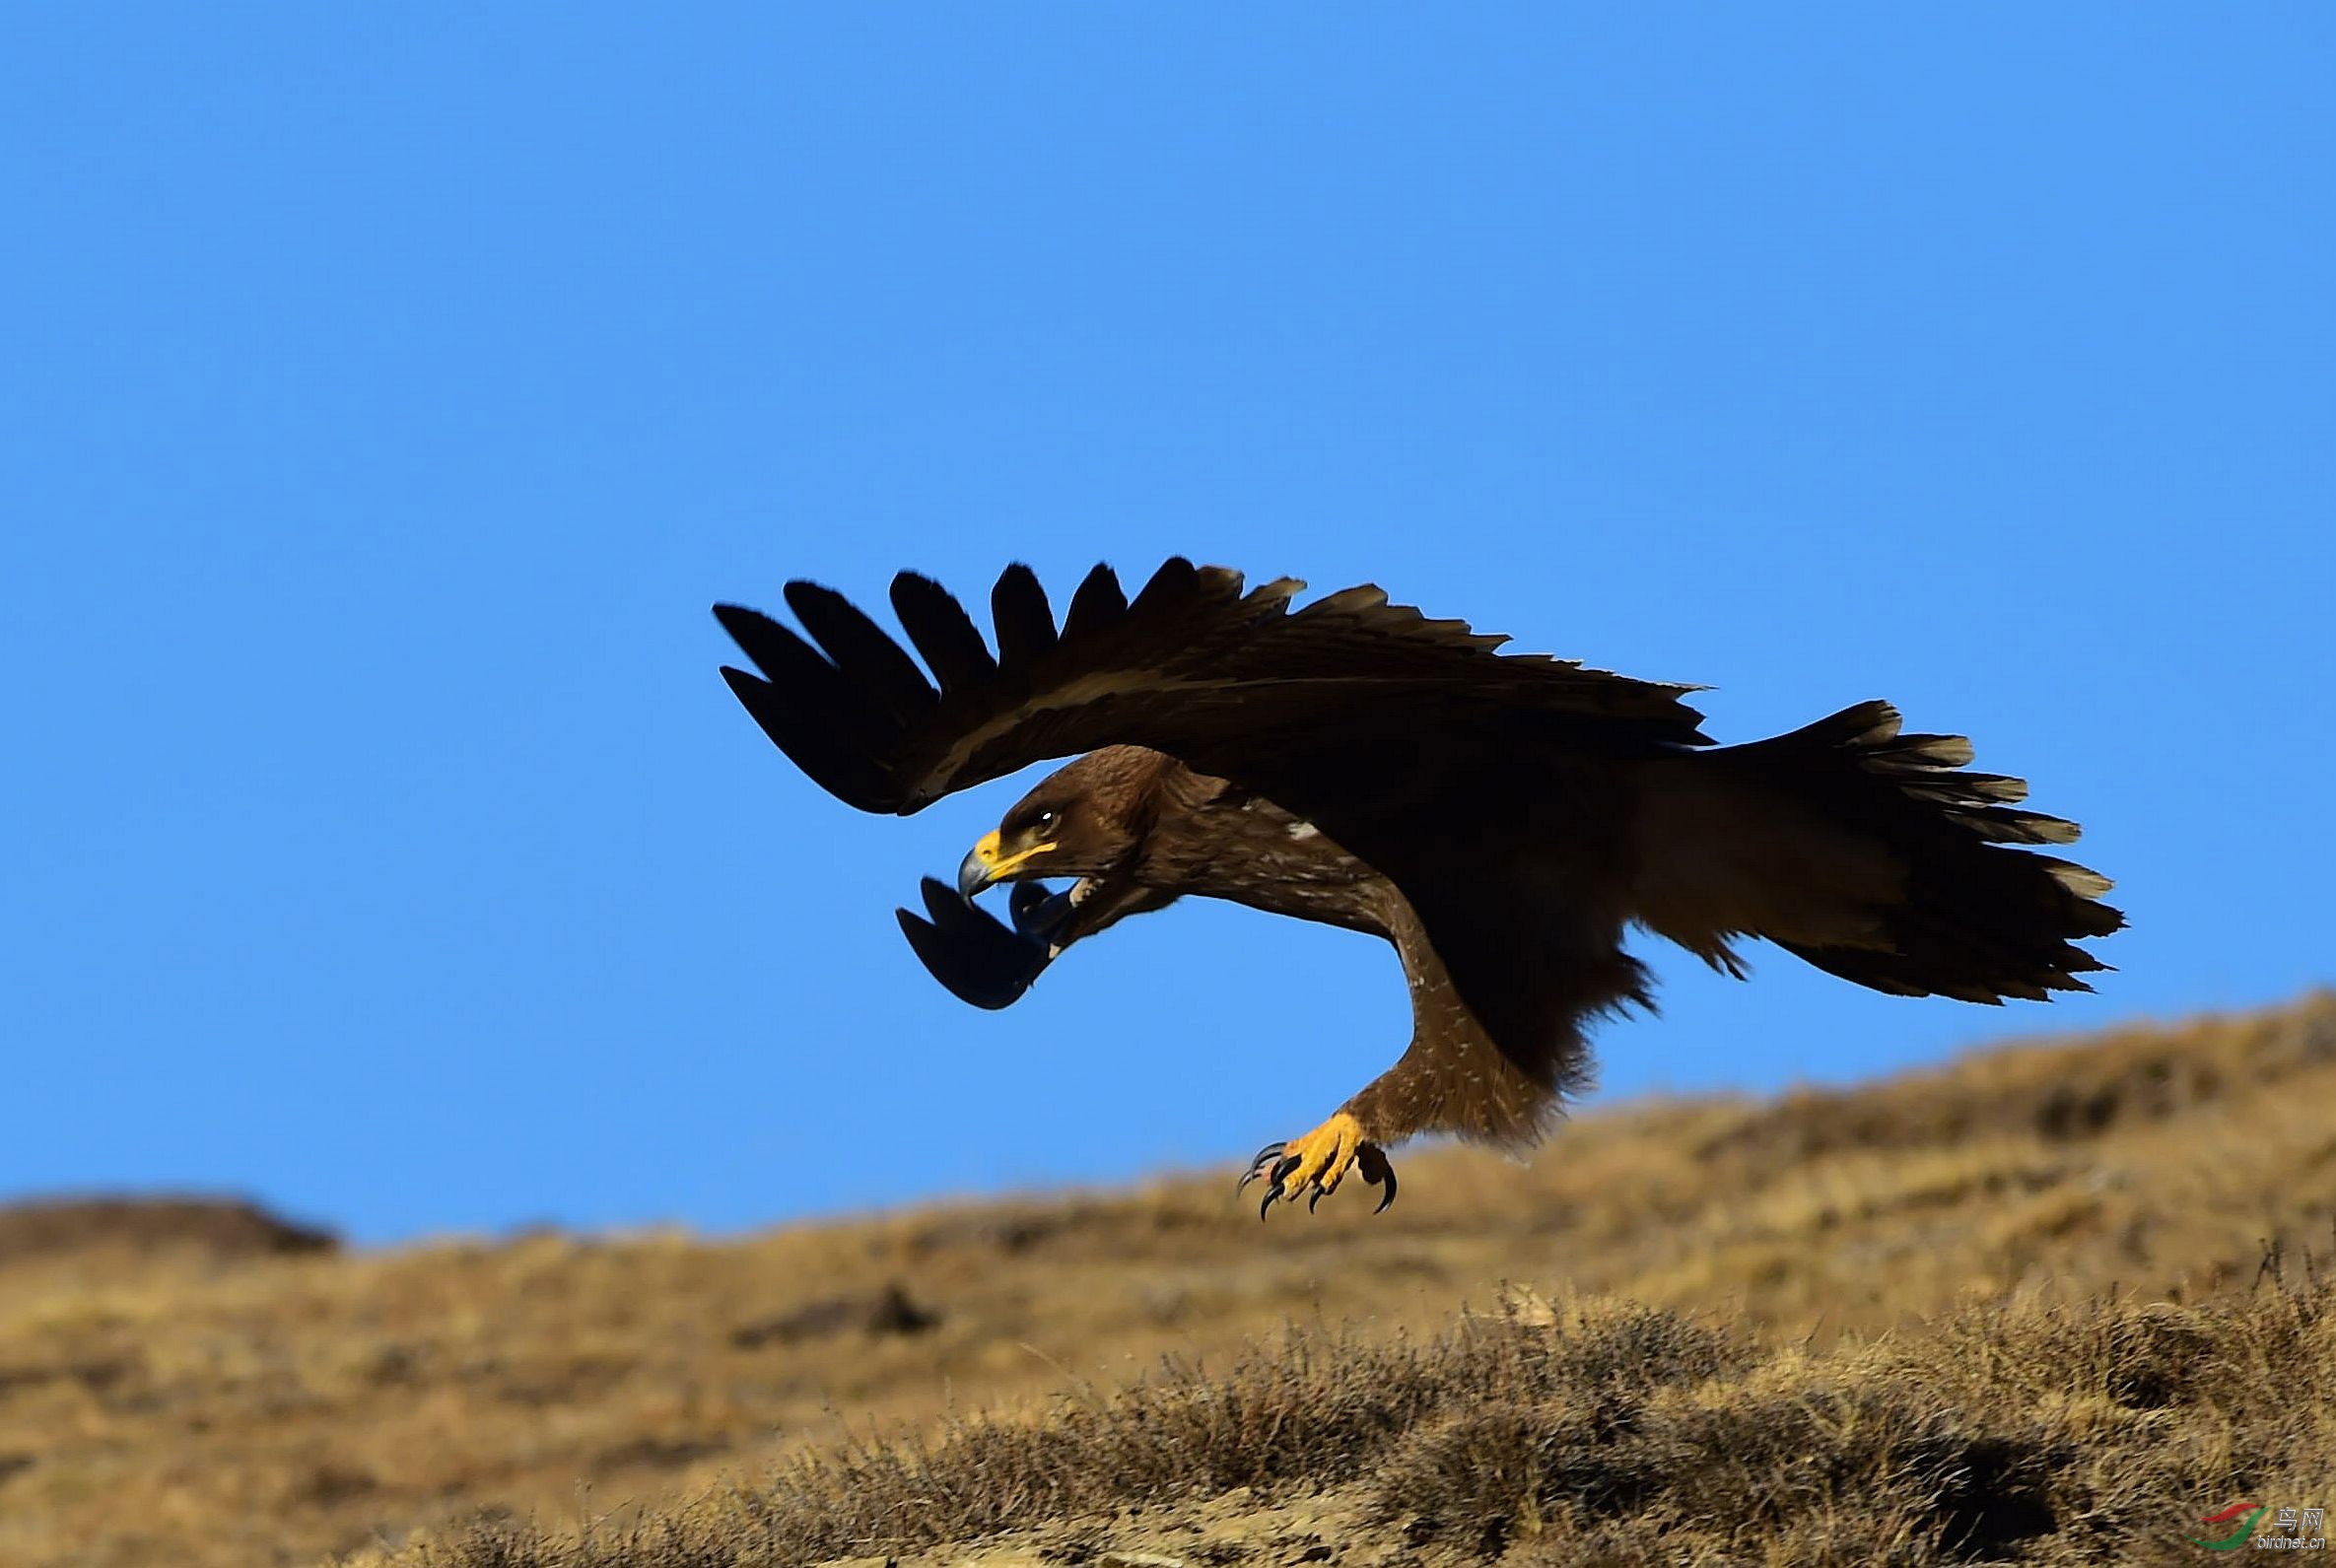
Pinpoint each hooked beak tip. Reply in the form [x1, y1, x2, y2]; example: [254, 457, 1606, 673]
[961, 828, 1053, 897]
[956, 845, 993, 900]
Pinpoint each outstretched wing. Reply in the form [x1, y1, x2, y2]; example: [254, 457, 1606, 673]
[714, 559, 1709, 844]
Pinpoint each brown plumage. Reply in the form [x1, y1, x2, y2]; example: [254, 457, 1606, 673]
[716, 559, 2122, 1214]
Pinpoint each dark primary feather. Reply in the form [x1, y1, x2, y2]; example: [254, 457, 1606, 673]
[783, 581, 936, 728]
[714, 608, 894, 811]
[715, 558, 1711, 848]
[989, 564, 1057, 667]
[890, 574, 997, 696]
[1061, 561, 1130, 640]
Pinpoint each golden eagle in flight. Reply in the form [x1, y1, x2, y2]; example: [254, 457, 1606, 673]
[716, 560, 2120, 1216]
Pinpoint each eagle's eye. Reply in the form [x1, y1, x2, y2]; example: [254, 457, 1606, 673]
[1031, 808, 1061, 836]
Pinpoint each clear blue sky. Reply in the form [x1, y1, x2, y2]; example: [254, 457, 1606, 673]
[3, 8, 2328, 1245]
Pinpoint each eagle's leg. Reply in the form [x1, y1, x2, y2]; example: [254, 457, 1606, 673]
[1238, 1114, 1397, 1217]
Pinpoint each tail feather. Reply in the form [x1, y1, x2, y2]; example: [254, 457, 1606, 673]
[1639, 700, 2123, 1005]
[1755, 700, 2121, 1002]
[1821, 702, 2087, 847]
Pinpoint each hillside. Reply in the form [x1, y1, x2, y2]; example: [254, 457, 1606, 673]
[3, 994, 2333, 1567]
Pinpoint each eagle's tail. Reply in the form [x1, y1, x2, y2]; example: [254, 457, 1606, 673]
[1634, 701, 2123, 1003]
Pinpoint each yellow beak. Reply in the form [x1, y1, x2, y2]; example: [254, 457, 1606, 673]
[957, 829, 1057, 897]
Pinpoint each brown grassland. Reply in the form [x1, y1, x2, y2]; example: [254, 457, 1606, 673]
[3, 992, 2333, 1566]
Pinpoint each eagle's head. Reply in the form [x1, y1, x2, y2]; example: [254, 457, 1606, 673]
[956, 746, 1165, 899]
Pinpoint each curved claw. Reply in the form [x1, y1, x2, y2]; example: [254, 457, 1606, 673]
[1240, 1122, 1397, 1218]
[1236, 1141, 1287, 1194]
[1256, 1153, 1305, 1220]
[1357, 1144, 1399, 1213]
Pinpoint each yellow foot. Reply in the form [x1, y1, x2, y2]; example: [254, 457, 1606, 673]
[1237, 1113, 1398, 1218]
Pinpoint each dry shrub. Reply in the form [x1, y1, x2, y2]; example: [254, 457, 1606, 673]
[401, 1266, 2336, 1567]
[714, 1296, 1735, 1556]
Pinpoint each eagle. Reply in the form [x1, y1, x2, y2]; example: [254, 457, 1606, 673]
[715, 559, 2120, 1216]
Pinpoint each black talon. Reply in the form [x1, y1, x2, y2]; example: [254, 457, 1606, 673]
[1358, 1145, 1399, 1213]
[1237, 1141, 1287, 1194]
[1255, 1153, 1304, 1219]
[1244, 1142, 1394, 1217]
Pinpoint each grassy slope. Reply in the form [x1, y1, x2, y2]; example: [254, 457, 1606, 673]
[2, 992, 2332, 1567]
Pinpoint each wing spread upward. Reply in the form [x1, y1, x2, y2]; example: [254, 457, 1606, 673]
[716, 558, 1708, 850]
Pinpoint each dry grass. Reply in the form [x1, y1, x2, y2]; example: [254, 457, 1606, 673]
[2, 991, 2332, 1566]
[406, 1272, 2335, 1567]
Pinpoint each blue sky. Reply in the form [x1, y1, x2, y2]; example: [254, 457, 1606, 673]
[3, 8, 2328, 1245]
